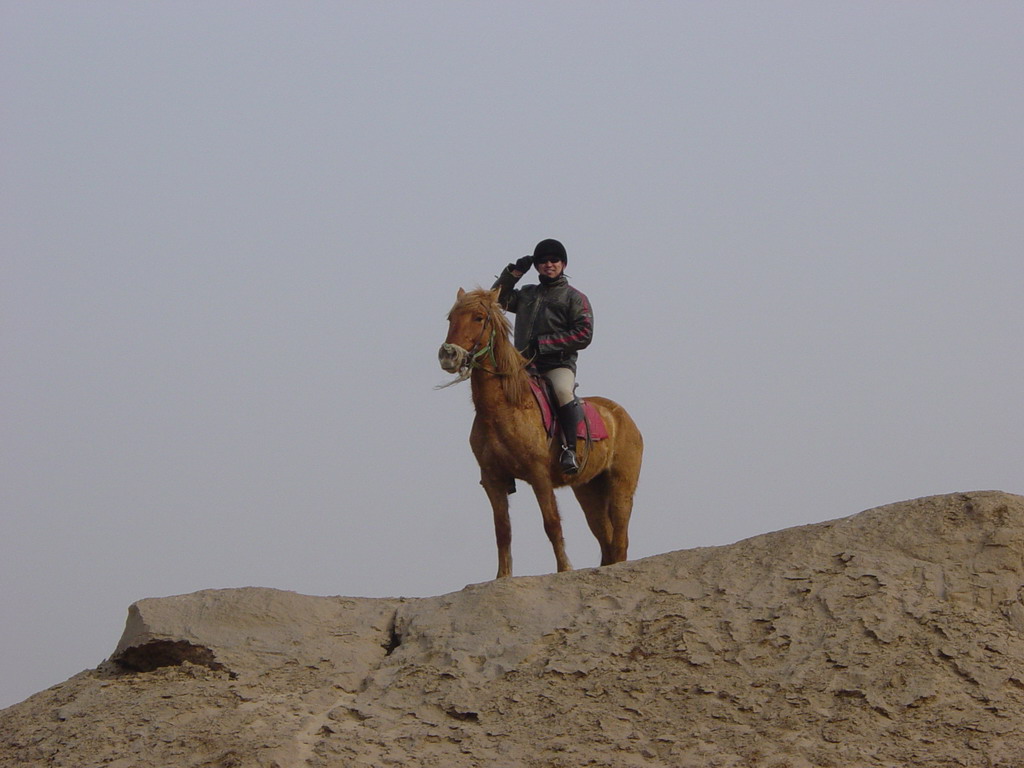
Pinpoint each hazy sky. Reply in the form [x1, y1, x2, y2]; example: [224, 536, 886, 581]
[3, 1, 1021, 709]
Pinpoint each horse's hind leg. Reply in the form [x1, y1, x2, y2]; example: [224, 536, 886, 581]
[531, 480, 573, 573]
[481, 474, 514, 578]
[572, 473, 615, 566]
[605, 463, 640, 564]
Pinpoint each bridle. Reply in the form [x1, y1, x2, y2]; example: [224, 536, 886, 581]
[463, 311, 498, 373]
[439, 308, 499, 381]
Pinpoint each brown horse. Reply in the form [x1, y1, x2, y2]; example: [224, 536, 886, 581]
[438, 287, 643, 579]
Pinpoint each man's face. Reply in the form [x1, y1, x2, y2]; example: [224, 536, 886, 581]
[535, 258, 565, 279]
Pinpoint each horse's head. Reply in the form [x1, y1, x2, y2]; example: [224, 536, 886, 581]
[438, 287, 504, 375]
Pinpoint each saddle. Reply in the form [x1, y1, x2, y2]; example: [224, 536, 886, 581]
[528, 377, 609, 441]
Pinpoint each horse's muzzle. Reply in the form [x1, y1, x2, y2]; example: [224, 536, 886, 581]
[438, 343, 468, 373]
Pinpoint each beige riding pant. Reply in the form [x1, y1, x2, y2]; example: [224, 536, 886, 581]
[542, 367, 577, 407]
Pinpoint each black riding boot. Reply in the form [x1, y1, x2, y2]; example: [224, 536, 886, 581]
[556, 399, 582, 475]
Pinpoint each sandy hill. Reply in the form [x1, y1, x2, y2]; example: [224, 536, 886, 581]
[2, 491, 1023, 768]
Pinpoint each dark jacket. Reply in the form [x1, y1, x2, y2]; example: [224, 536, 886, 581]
[492, 267, 594, 373]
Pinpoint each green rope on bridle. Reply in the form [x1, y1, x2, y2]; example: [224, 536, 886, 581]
[469, 326, 498, 371]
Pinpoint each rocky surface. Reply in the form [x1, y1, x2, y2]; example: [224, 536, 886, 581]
[2, 491, 1023, 767]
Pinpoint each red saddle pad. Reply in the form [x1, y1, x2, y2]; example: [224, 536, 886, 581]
[528, 378, 609, 441]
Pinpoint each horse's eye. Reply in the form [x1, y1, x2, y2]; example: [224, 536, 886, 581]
[474, 315, 485, 323]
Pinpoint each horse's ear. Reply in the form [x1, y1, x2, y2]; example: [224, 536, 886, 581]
[488, 287, 501, 302]
[457, 287, 466, 299]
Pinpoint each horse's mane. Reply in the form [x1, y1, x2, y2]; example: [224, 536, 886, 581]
[450, 288, 531, 406]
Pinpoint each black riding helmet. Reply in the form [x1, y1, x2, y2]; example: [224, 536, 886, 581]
[532, 238, 567, 266]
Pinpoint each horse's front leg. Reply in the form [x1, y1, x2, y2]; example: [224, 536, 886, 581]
[481, 475, 513, 578]
[531, 481, 573, 573]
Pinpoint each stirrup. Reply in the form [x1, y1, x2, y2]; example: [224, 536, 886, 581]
[559, 446, 580, 475]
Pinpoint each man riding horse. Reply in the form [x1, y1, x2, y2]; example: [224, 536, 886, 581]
[492, 239, 594, 474]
